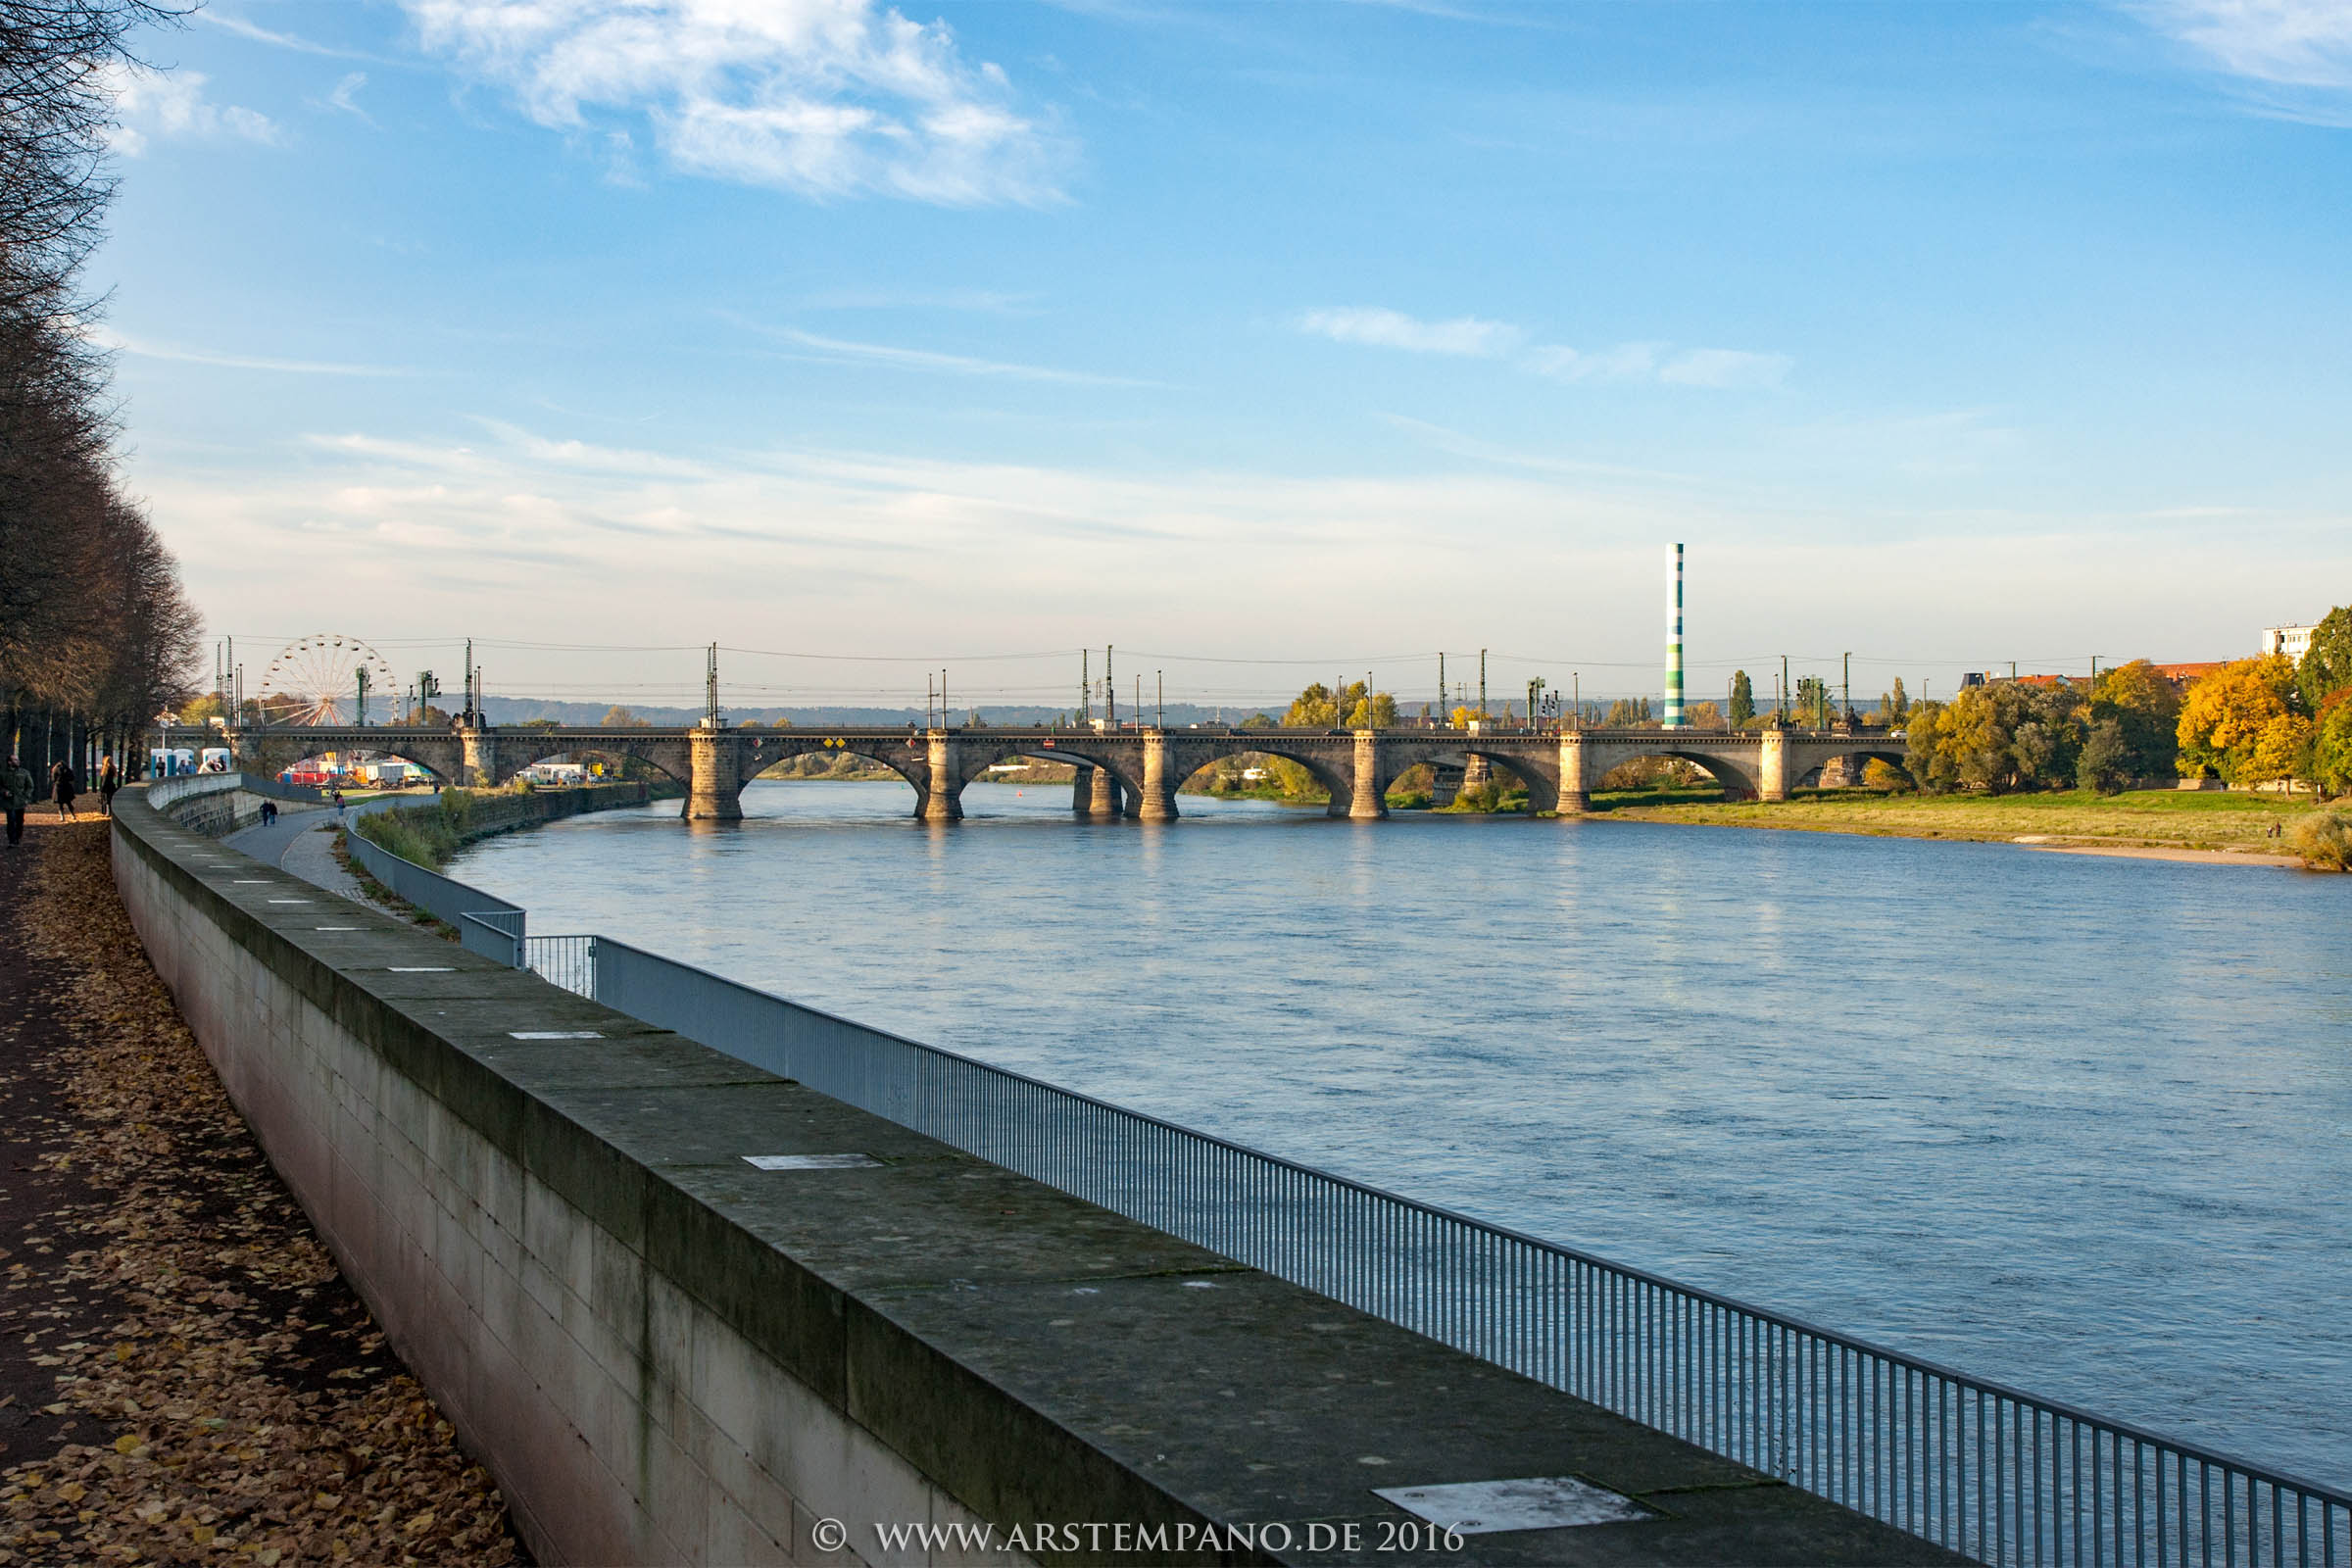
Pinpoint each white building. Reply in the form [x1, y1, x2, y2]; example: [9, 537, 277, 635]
[2262, 624, 2317, 661]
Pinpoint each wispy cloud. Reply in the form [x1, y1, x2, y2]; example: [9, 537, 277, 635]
[1522, 341, 1665, 381]
[1297, 306, 1520, 357]
[1376, 413, 1705, 486]
[100, 329, 414, 378]
[1302, 307, 1788, 390]
[753, 324, 1158, 386]
[325, 73, 372, 122]
[2132, 0, 2352, 85]
[141, 415, 2352, 676]
[1341, 0, 1560, 28]
[199, 10, 380, 61]
[153, 417, 1720, 644]
[105, 66, 280, 154]
[2128, 0, 2352, 122]
[801, 286, 1040, 313]
[400, 0, 1071, 205]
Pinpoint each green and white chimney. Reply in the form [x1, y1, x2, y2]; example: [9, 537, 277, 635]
[1664, 542, 1685, 729]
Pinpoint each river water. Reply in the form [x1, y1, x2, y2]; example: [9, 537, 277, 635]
[453, 780, 2352, 1491]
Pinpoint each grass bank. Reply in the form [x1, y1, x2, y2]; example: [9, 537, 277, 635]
[1593, 785, 2323, 856]
[354, 781, 658, 868]
[354, 794, 466, 867]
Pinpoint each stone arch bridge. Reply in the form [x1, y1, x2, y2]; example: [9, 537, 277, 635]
[168, 721, 1906, 823]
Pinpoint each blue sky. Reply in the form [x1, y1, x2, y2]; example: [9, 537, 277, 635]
[100, 0, 2352, 710]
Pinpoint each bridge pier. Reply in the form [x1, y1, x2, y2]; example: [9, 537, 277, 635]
[460, 727, 499, 790]
[1072, 763, 1120, 819]
[1339, 731, 1386, 819]
[1558, 734, 1590, 813]
[1137, 734, 1180, 821]
[685, 727, 744, 820]
[1759, 727, 1790, 803]
[921, 733, 963, 821]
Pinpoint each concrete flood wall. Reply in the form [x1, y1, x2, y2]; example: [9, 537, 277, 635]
[148, 771, 325, 836]
[115, 787, 1026, 1563]
[113, 785, 1947, 1568]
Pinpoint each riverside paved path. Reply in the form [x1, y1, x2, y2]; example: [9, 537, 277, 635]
[222, 793, 405, 904]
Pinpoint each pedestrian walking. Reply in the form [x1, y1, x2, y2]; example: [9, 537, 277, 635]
[330, 785, 345, 821]
[259, 799, 278, 827]
[1, 755, 31, 847]
[97, 754, 121, 817]
[49, 760, 76, 820]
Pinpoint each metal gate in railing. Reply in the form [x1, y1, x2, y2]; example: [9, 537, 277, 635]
[518, 933, 2350, 1568]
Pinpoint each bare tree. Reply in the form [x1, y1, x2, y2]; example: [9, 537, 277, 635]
[0, 0, 200, 769]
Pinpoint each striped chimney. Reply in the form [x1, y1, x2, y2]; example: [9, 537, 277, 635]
[1664, 542, 1685, 728]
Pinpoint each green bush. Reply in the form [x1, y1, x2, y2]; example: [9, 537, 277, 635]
[2291, 810, 2352, 871]
[356, 788, 474, 868]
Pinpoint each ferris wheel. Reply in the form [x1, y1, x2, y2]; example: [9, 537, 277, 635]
[258, 634, 398, 725]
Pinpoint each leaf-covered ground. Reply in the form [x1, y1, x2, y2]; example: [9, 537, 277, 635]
[0, 819, 524, 1565]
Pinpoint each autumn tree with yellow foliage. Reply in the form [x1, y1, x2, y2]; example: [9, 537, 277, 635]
[2175, 656, 2303, 785]
[1284, 681, 1396, 729]
[2312, 691, 2352, 799]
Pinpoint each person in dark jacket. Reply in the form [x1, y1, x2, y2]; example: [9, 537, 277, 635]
[49, 760, 76, 820]
[1, 757, 30, 846]
[96, 755, 121, 816]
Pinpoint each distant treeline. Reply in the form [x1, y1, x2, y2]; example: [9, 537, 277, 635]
[1898, 623, 2352, 798]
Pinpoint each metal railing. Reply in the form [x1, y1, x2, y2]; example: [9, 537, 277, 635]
[344, 826, 526, 946]
[521, 931, 2347, 1568]
[458, 909, 525, 968]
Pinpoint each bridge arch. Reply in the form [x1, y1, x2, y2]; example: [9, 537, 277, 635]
[743, 732, 936, 814]
[1794, 746, 1909, 791]
[1167, 742, 1354, 812]
[491, 733, 694, 790]
[236, 733, 462, 788]
[955, 740, 1143, 817]
[1580, 744, 1764, 803]
[1444, 746, 1557, 813]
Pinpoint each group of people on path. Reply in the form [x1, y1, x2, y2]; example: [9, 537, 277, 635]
[3, 754, 124, 845]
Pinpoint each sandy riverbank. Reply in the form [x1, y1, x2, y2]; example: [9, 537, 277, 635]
[2018, 841, 2306, 868]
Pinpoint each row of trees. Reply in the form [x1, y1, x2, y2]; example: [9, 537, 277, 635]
[1902, 662, 2184, 795]
[0, 1, 199, 773]
[2171, 609, 2352, 794]
[1894, 619, 2352, 798]
[1901, 668, 2170, 795]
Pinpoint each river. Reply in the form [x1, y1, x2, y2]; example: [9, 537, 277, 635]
[451, 779, 2352, 1491]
